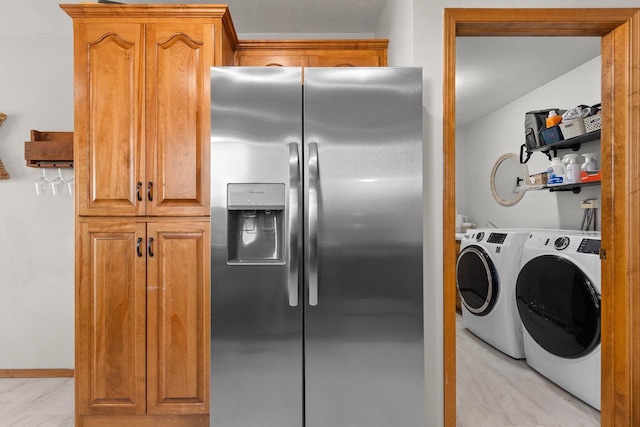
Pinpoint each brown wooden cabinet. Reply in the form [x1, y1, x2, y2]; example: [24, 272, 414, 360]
[67, 7, 236, 217]
[76, 220, 147, 417]
[61, 4, 234, 426]
[146, 221, 210, 416]
[235, 39, 388, 68]
[76, 219, 210, 423]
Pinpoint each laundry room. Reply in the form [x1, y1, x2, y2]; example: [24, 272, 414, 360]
[456, 38, 602, 231]
[454, 36, 603, 426]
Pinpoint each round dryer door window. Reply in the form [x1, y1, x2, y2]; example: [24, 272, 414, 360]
[456, 246, 498, 316]
[516, 255, 600, 359]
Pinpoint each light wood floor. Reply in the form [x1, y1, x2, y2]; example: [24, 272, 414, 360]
[457, 315, 601, 427]
[0, 377, 74, 426]
[0, 323, 600, 427]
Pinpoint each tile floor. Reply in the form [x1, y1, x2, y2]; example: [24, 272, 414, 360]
[457, 316, 601, 427]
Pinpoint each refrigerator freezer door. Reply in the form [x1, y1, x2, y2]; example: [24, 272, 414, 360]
[210, 67, 303, 427]
[303, 68, 425, 427]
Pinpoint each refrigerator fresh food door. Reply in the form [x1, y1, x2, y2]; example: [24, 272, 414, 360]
[303, 67, 425, 427]
[210, 67, 303, 427]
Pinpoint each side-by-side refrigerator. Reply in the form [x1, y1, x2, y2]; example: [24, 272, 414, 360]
[210, 67, 424, 427]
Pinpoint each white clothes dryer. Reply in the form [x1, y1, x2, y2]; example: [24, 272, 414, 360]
[516, 230, 601, 410]
[456, 229, 530, 359]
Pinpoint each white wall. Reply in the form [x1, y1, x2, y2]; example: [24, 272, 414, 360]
[0, 0, 78, 369]
[238, 32, 375, 39]
[376, 0, 414, 66]
[457, 56, 602, 230]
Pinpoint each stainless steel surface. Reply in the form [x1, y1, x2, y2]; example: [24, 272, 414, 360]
[211, 66, 424, 427]
[288, 143, 300, 307]
[307, 142, 319, 307]
[303, 67, 424, 427]
[210, 67, 303, 427]
[227, 183, 285, 210]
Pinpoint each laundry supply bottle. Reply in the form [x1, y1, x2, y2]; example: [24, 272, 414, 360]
[547, 157, 565, 186]
[581, 152, 598, 182]
[546, 110, 562, 128]
[563, 154, 581, 184]
[582, 153, 598, 171]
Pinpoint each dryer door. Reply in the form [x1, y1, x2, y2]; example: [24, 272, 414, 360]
[516, 255, 600, 359]
[456, 245, 499, 316]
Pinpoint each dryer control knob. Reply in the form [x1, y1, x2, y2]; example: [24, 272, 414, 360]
[554, 236, 570, 250]
[475, 232, 485, 242]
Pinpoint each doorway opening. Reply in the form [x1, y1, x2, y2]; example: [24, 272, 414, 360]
[443, 8, 640, 427]
[455, 35, 602, 425]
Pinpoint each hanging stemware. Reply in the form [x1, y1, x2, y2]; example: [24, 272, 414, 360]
[35, 168, 51, 196]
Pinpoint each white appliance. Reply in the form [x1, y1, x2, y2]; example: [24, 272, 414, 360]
[456, 229, 530, 359]
[516, 231, 601, 410]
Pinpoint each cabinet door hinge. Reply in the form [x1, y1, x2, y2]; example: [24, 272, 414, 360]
[599, 248, 607, 260]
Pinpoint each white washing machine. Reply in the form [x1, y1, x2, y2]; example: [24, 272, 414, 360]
[456, 229, 530, 359]
[516, 230, 601, 410]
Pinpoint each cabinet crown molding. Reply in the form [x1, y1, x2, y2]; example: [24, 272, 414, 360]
[60, 4, 232, 19]
[236, 39, 388, 51]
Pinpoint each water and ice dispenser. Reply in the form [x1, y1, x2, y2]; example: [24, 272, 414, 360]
[227, 183, 285, 264]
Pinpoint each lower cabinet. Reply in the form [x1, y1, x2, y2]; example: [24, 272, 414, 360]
[76, 219, 210, 426]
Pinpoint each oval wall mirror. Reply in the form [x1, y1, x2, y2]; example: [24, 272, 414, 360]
[490, 153, 529, 206]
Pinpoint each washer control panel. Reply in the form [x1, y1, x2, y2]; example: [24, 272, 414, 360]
[536, 234, 601, 255]
[554, 236, 570, 250]
[487, 233, 507, 244]
[577, 238, 601, 255]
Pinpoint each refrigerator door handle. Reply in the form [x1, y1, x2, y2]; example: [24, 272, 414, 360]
[308, 142, 319, 306]
[288, 142, 300, 307]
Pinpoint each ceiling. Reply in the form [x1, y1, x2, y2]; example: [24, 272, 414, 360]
[456, 37, 601, 127]
[122, 0, 387, 34]
[120, 1, 601, 126]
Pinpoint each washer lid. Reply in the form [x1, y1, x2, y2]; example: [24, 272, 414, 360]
[516, 255, 600, 359]
[456, 245, 499, 316]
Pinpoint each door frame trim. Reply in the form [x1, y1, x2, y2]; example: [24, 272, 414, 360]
[443, 8, 640, 426]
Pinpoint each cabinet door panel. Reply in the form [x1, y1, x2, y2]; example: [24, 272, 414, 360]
[147, 221, 210, 414]
[75, 24, 144, 216]
[308, 51, 384, 67]
[236, 53, 308, 67]
[146, 25, 211, 216]
[77, 221, 147, 415]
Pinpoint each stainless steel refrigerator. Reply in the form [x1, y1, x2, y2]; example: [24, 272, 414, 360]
[210, 67, 424, 427]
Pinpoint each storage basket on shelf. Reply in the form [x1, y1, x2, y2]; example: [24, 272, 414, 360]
[584, 113, 602, 133]
[559, 118, 586, 139]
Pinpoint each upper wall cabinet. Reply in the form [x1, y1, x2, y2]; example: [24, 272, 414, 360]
[62, 5, 237, 217]
[235, 40, 388, 68]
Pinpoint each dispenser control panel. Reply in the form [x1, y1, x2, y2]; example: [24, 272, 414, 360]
[228, 183, 285, 210]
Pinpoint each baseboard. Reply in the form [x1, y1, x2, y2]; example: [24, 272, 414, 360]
[0, 369, 74, 378]
[79, 414, 209, 427]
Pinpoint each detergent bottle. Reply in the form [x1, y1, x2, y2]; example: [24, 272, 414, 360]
[546, 110, 562, 128]
[547, 157, 565, 186]
[582, 153, 598, 172]
[563, 154, 581, 184]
